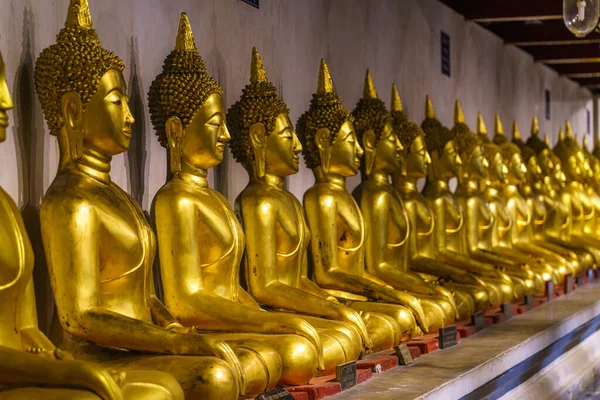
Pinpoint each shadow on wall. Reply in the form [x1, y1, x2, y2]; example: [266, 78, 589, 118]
[13, 7, 53, 334]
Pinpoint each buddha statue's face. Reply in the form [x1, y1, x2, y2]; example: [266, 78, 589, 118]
[465, 145, 489, 180]
[329, 120, 363, 177]
[0, 55, 13, 143]
[81, 69, 134, 156]
[506, 152, 526, 183]
[375, 120, 403, 173]
[264, 113, 302, 177]
[439, 140, 462, 178]
[488, 152, 507, 184]
[405, 135, 431, 178]
[525, 156, 542, 183]
[182, 93, 230, 170]
[552, 161, 567, 187]
[562, 154, 582, 182]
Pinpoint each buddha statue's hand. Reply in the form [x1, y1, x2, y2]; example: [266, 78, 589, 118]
[334, 305, 373, 350]
[389, 291, 429, 334]
[74, 364, 125, 400]
[326, 296, 341, 304]
[174, 335, 245, 395]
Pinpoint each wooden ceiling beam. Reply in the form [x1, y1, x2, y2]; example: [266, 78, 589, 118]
[523, 43, 600, 62]
[552, 63, 600, 75]
[440, 0, 562, 22]
[485, 20, 600, 46]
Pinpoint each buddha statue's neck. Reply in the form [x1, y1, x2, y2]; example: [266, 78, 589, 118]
[261, 173, 286, 190]
[458, 176, 479, 195]
[313, 168, 347, 190]
[367, 170, 390, 186]
[393, 174, 418, 194]
[504, 182, 519, 197]
[425, 176, 450, 194]
[178, 162, 209, 188]
[75, 148, 112, 184]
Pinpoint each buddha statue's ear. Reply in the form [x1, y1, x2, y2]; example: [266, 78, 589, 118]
[60, 91, 83, 162]
[362, 129, 376, 176]
[315, 127, 332, 174]
[249, 122, 267, 178]
[166, 116, 184, 173]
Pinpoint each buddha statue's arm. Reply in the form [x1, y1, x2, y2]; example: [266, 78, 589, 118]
[41, 198, 245, 383]
[0, 345, 125, 399]
[303, 192, 428, 329]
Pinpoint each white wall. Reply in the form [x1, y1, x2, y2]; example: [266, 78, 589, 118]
[0, 0, 593, 327]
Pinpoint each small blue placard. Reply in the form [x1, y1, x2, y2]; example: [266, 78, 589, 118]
[441, 31, 451, 77]
[587, 109, 591, 134]
[241, 0, 259, 8]
[545, 90, 551, 120]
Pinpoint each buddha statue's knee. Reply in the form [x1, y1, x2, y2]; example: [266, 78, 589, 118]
[449, 290, 476, 319]
[328, 321, 362, 361]
[234, 340, 282, 394]
[419, 299, 447, 331]
[497, 281, 515, 304]
[264, 335, 318, 385]
[365, 311, 405, 349]
[127, 356, 239, 400]
[348, 302, 414, 343]
[467, 286, 488, 312]
[121, 370, 185, 400]
[484, 283, 502, 307]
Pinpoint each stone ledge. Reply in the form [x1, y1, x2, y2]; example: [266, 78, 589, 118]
[328, 281, 600, 400]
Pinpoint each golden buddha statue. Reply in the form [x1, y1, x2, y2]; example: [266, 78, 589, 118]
[299, 60, 412, 346]
[451, 107, 539, 293]
[580, 137, 600, 242]
[389, 89, 499, 312]
[149, 14, 324, 392]
[35, 2, 243, 398]
[349, 74, 464, 329]
[0, 48, 184, 400]
[421, 98, 522, 301]
[553, 124, 600, 272]
[228, 48, 365, 375]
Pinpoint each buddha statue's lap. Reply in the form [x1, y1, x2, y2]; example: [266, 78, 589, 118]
[33, 4, 244, 399]
[227, 50, 369, 375]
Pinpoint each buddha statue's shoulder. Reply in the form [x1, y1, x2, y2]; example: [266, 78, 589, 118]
[0, 186, 21, 221]
[304, 182, 340, 206]
[42, 170, 99, 212]
[238, 183, 285, 212]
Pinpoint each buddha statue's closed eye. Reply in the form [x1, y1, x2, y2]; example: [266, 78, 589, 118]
[0, 46, 185, 400]
[35, 2, 244, 399]
[150, 14, 323, 392]
[228, 48, 365, 375]
[299, 60, 413, 346]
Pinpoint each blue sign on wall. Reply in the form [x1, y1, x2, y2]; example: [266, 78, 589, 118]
[545, 90, 551, 120]
[441, 31, 451, 77]
[241, 0, 259, 8]
[587, 109, 591, 134]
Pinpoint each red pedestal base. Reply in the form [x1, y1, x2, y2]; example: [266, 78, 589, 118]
[407, 333, 440, 354]
[287, 381, 341, 400]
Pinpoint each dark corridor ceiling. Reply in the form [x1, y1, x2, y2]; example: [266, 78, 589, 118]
[440, 0, 600, 93]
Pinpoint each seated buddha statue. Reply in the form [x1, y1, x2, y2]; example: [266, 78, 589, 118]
[149, 14, 323, 392]
[552, 124, 600, 273]
[0, 47, 183, 400]
[580, 137, 600, 246]
[421, 98, 526, 301]
[389, 89, 500, 311]
[298, 60, 412, 346]
[35, 2, 243, 398]
[228, 48, 366, 375]
[591, 139, 600, 239]
[450, 106, 541, 292]
[350, 73, 464, 328]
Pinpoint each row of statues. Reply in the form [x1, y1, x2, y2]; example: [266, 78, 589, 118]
[1, 1, 599, 399]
